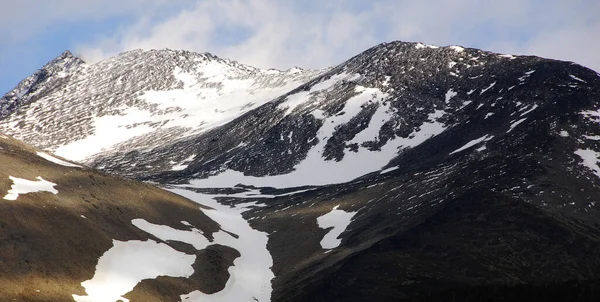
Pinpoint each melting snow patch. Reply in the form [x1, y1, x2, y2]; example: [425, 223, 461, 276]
[317, 205, 357, 249]
[570, 75, 587, 83]
[580, 109, 600, 122]
[449, 46, 464, 52]
[507, 118, 527, 133]
[36, 152, 82, 167]
[445, 89, 458, 103]
[480, 82, 496, 95]
[132, 219, 210, 249]
[519, 104, 539, 116]
[54, 107, 155, 161]
[574, 149, 600, 179]
[3, 176, 58, 200]
[169, 188, 274, 302]
[583, 135, 600, 141]
[498, 54, 516, 59]
[449, 135, 494, 155]
[72, 239, 195, 302]
[380, 166, 399, 174]
[278, 73, 360, 116]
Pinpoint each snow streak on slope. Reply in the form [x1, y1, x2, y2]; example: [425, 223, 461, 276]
[170, 188, 273, 302]
[36, 151, 82, 167]
[3, 176, 58, 200]
[188, 86, 446, 188]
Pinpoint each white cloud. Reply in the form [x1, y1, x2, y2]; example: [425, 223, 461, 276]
[70, 0, 600, 71]
[0, 0, 180, 41]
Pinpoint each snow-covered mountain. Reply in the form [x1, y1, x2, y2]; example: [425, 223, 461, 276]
[2, 41, 600, 301]
[0, 49, 325, 162]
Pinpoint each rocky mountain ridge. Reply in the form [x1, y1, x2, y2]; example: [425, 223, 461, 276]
[1, 41, 600, 301]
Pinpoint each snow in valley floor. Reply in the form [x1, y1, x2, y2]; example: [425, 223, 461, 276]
[73, 187, 275, 302]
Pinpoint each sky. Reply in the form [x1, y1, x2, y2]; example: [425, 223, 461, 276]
[1, 0, 599, 94]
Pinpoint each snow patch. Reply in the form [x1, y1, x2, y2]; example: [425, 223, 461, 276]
[36, 152, 82, 167]
[3, 176, 58, 200]
[480, 82, 496, 95]
[72, 240, 195, 302]
[317, 205, 357, 249]
[569, 75, 587, 83]
[449, 135, 493, 155]
[507, 118, 527, 133]
[583, 135, 600, 140]
[445, 89, 458, 103]
[574, 149, 600, 179]
[278, 73, 360, 116]
[380, 166, 399, 174]
[449, 46, 464, 52]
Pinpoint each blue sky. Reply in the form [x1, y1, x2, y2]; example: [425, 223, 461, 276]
[1, 0, 599, 94]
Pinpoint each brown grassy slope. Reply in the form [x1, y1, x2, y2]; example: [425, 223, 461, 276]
[0, 134, 232, 301]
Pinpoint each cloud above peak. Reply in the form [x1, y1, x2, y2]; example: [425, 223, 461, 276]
[3, 0, 599, 73]
[70, 0, 599, 72]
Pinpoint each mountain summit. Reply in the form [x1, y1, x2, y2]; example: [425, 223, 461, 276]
[1, 41, 600, 301]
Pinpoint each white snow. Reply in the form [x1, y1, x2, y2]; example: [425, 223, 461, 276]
[580, 109, 600, 122]
[72, 239, 195, 302]
[171, 164, 188, 171]
[278, 73, 360, 116]
[583, 135, 600, 140]
[36, 152, 82, 167]
[316, 205, 357, 249]
[445, 89, 458, 103]
[170, 154, 196, 171]
[187, 88, 447, 188]
[132, 218, 210, 249]
[348, 99, 394, 145]
[559, 131, 570, 137]
[569, 75, 587, 83]
[449, 46, 464, 52]
[480, 82, 496, 95]
[498, 54, 516, 59]
[168, 188, 274, 302]
[507, 118, 527, 133]
[519, 104, 539, 116]
[380, 166, 399, 174]
[3, 176, 58, 200]
[449, 135, 493, 155]
[54, 107, 155, 161]
[574, 149, 600, 179]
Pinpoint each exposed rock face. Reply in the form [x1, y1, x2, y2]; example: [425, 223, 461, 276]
[2, 41, 600, 301]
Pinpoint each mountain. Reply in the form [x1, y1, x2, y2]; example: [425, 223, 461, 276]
[2, 41, 600, 301]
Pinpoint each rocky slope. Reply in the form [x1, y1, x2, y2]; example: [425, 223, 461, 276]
[2, 41, 600, 301]
[0, 133, 248, 301]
